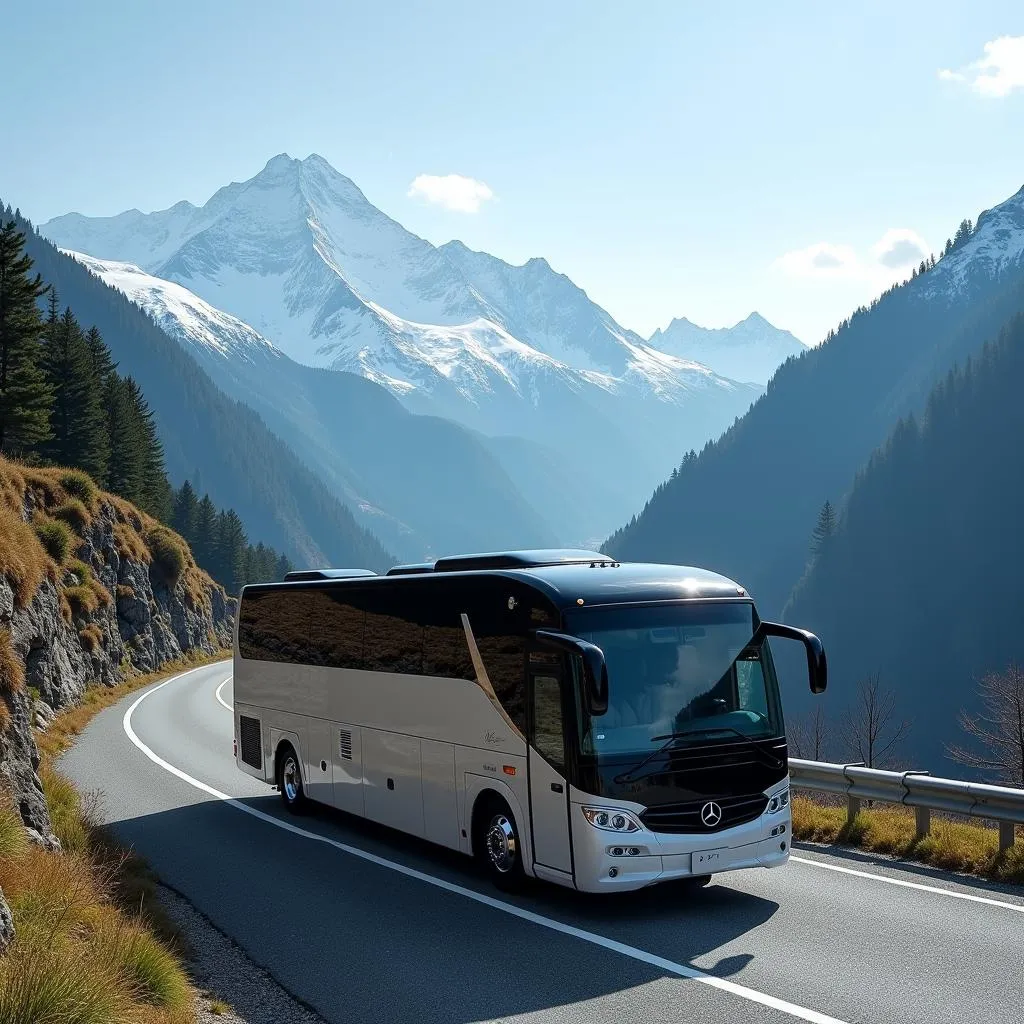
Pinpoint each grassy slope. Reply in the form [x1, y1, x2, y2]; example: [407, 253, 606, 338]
[792, 795, 1024, 884]
[0, 456, 233, 1021]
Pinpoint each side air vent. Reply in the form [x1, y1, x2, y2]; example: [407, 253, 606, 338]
[339, 729, 353, 761]
[239, 715, 263, 769]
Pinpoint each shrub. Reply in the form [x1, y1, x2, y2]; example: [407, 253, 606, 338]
[52, 499, 90, 532]
[64, 586, 100, 618]
[0, 509, 52, 607]
[34, 517, 73, 565]
[78, 624, 103, 654]
[93, 916, 191, 1014]
[40, 764, 95, 856]
[116, 584, 134, 602]
[67, 559, 92, 585]
[0, 803, 28, 860]
[0, 628, 25, 695]
[147, 528, 187, 585]
[58, 469, 97, 506]
[0, 938, 136, 1024]
[112, 521, 148, 564]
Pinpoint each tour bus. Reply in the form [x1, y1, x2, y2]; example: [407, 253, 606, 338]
[232, 550, 827, 893]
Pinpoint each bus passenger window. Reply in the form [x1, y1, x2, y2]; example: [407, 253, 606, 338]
[533, 675, 564, 769]
[307, 588, 364, 669]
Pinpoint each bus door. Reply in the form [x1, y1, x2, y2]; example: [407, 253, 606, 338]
[527, 662, 573, 876]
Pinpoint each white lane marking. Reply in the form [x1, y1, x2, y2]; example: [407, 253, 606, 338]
[791, 855, 1024, 914]
[214, 676, 232, 712]
[124, 670, 849, 1024]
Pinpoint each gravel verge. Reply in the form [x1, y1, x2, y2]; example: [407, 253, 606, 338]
[157, 884, 328, 1024]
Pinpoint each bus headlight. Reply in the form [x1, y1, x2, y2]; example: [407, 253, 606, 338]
[766, 787, 790, 814]
[582, 807, 642, 833]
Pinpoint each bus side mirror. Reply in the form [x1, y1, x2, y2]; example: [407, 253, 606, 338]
[533, 630, 609, 715]
[756, 621, 828, 694]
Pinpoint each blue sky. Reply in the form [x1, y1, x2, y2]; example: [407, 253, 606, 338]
[3, 1, 1023, 344]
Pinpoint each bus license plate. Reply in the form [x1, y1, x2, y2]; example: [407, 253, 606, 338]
[693, 848, 727, 868]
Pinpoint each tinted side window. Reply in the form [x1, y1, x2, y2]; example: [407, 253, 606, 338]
[238, 588, 313, 663]
[421, 582, 475, 680]
[363, 585, 423, 674]
[459, 579, 552, 734]
[532, 674, 565, 769]
[308, 587, 365, 669]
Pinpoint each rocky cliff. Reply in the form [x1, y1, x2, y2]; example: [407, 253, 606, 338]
[0, 458, 234, 852]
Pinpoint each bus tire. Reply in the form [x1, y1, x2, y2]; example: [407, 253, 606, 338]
[276, 743, 307, 814]
[474, 794, 524, 891]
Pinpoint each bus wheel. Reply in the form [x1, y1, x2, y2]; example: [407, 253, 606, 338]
[277, 744, 307, 814]
[475, 796, 524, 891]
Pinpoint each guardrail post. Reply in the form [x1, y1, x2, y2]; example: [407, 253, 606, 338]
[914, 805, 931, 840]
[846, 795, 861, 825]
[999, 821, 1016, 853]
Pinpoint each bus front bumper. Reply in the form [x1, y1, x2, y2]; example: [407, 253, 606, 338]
[569, 798, 791, 893]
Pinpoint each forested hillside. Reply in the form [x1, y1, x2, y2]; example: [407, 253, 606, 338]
[784, 313, 1024, 772]
[607, 193, 1024, 620]
[4, 204, 392, 572]
[0, 216, 294, 592]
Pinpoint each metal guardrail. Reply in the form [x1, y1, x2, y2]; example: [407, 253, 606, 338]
[789, 758, 1024, 852]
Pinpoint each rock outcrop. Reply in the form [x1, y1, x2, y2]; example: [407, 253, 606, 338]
[0, 461, 235, 858]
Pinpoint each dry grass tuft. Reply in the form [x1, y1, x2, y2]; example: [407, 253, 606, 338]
[52, 498, 91, 532]
[57, 469, 98, 507]
[791, 793, 1024, 884]
[78, 624, 104, 654]
[0, 628, 25, 695]
[33, 516, 73, 566]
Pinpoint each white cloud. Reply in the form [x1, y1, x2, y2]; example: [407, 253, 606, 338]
[407, 173, 494, 213]
[872, 228, 929, 268]
[774, 229, 931, 283]
[773, 242, 861, 279]
[939, 35, 1024, 97]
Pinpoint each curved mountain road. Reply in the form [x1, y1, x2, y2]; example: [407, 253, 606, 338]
[61, 663, 1024, 1024]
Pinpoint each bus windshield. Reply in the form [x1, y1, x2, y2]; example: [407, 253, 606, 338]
[567, 602, 783, 756]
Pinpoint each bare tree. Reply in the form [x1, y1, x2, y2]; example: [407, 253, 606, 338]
[789, 705, 829, 760]
[947, 663, 1024, 787]
[843, 674, 910, 768]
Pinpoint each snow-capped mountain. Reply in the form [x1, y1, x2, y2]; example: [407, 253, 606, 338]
[647, 312, 806, 385]
[42, 153, 762, 513]
[922, 183, 1024, 298]
[63, 250, 590, 561]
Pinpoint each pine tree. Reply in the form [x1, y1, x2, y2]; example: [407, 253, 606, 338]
[106, 375, 144, 501]
[0, 220, 52, 454]
[810, 500, 837, 557]
[193, 494, 218, 569]
[216, 508, 248, 593]
[120, 377, 170, 520]
[274, 553, 293, 581]
[952, 218, 973, 249]
[84, 325, 117, 380]
[40, 306, 108, 477]
[172, 481, 199, 545]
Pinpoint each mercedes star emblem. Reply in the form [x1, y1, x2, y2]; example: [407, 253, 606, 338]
[701, 801, 723, 827]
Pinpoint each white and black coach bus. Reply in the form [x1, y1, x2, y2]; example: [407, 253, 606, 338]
[233, 549, 826, 893]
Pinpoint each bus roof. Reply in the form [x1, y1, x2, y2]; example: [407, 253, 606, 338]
[254, 550, 747, 610]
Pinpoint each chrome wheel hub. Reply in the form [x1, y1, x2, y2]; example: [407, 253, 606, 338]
[283, 757, 300, 802]
[486, 814, 517, 873]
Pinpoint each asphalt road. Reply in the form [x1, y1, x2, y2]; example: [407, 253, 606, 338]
[61, 662, 1024, 1024]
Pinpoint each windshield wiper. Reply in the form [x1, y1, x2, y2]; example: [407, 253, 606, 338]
[613, 732, 695, 784]
[613, 724, 782, 784]
[659, 725, 784, 770]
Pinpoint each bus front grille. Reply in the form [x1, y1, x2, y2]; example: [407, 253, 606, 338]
[639, 793, 769, 834]
[239, 715, 262, 770]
